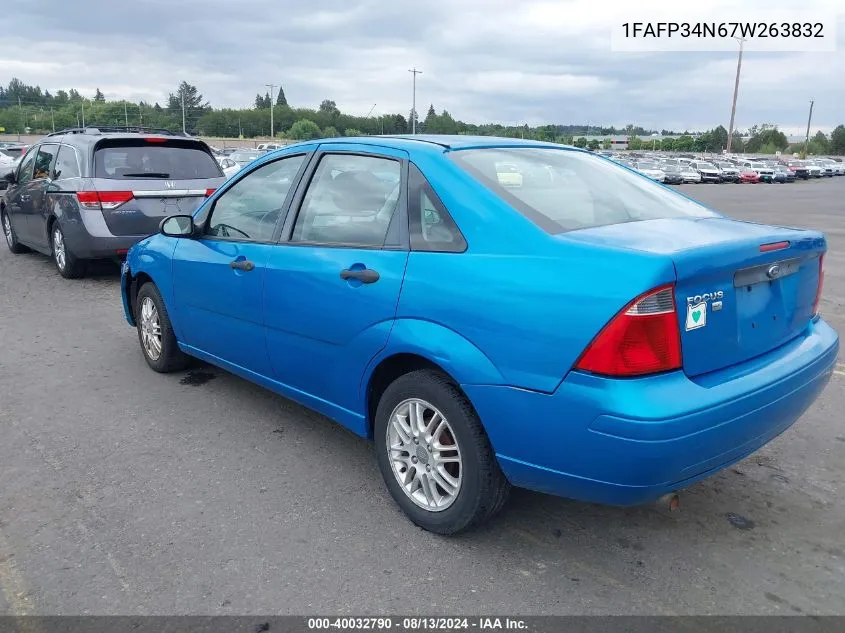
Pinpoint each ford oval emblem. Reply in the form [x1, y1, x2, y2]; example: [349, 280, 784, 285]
[767, 264, 782, 279]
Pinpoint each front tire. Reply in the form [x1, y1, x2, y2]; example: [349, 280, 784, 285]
[374, 370, 510, 535]
[2, 209, 29, 254]
[135, 282, 191, 373]
[51, 222, 84, 278]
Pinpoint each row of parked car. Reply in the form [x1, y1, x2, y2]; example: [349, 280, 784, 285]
[608, 152, 844, 185]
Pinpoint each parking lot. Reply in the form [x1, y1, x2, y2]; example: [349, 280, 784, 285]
[0, 177, 843, 616]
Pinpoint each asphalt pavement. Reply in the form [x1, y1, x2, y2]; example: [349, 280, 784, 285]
[0, 177, 843, 616]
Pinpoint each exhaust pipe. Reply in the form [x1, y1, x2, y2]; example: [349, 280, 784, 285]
[657, 492, 680, 511]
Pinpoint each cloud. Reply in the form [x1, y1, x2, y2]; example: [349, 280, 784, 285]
[0, 0, 842, 132]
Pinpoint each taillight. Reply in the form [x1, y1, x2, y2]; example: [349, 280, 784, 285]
[205, 188, 217, 197]
[76, 191, 133, 210]
[813, 254, 825, 316]
[575, 284, 682, 377]
[145, 137, 168, 143]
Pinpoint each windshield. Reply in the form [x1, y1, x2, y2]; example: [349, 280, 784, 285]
[697, 163, 716, 169]
[636, 161, 659, 169]
[450, 147, 718, 233]
[663, 165, 680, 172]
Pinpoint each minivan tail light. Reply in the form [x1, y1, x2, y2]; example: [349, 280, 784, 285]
[813, 254, 825, 316]
[205, 188, 217, 197]
[575, 284, 682, 377]
[76, 191, 133, 210]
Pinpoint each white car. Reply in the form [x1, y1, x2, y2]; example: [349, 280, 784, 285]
[690, 161, 722, 183]
[256, 142, 283, 151]
[217, 157, 240, 178]
[814, 158, 843, 176]
[805, 163, 823, 178]
[632, 161, 666, 182]
[678, 165, 702, 183]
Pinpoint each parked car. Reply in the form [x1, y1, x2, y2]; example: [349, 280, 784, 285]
[714, 162, 740, 183]
[632, 160, 666, 182]
[659, 164, 685, 185]
[0, 142, 28, 159]
[689, 161, 721, 183]
[785, 161, 810, 179]
[678, 164, 702, 183]
[256, 142, 284, 151]
[119, 136, 837, 534]
[773, 165, 796, 183]
[739, 168, 761, 183]
[228, 149, 265, 168]
[805, 163, 823, 178]
[217, 156, 240, 178]
[1, 126, 226, 278]
[814, 158, 842, 176]
[749, 162, 776, 183]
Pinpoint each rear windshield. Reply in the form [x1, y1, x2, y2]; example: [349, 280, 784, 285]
[450, 147, 718, 233]
[94, 140, 223, 180]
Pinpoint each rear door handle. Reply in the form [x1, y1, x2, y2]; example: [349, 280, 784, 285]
[230, 259, 255, 271]
[340, 268, 380, 284]
[19, 194, 31, 202]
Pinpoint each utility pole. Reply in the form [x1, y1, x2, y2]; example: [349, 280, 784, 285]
[124, 101, 129, 127]
[181, 90, 186, 135]
[81, 101, 85, 127]
[51, 107, 55, 132]
[408, 67, 422, 134]
[265, 83, 275, 139]
[803, 100, 815, 158]
[17, 96, 23, 140]
[726, 37, 746, 154]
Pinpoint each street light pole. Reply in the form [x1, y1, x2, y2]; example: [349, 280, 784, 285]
[265, 83, 275, 139]
[726, 37, 746, 154]
[803, 99, 815, 158]
[408, 67, 422, 134]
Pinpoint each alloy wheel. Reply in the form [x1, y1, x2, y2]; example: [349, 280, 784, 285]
[386, 398, 463, 511]
[53, 227, 66, 270]
[3, 214, 12, 247]
[139, 297, 163, 361]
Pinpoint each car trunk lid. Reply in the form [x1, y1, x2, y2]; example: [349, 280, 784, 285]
[567, 217, 826, 377]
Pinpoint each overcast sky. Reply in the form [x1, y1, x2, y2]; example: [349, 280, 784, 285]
[1, 0, 842, 134]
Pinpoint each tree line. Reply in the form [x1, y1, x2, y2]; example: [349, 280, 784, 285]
[1, 78, 843, 155]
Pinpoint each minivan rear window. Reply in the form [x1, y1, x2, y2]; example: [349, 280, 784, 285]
[93, 139, 223, 180]
[450, 147, 719, 233]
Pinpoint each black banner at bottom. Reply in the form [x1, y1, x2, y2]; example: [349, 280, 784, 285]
[0, 617, 843, 633]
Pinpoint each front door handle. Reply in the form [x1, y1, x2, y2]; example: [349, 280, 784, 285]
[230, 259, 255, 272]
[340, 268, 380, 284]
[19, 194, 31, 202]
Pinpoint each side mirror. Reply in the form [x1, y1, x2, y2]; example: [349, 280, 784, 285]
[3, 171, 15, 185]
[160, 215, 195, 238]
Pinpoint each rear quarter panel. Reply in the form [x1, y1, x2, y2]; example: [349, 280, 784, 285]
[396, 154, 678, 392]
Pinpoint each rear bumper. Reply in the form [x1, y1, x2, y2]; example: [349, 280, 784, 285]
[60, 214, 151, 259]
[464, 319, 838, 506]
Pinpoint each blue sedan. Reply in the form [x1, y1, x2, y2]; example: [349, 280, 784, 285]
[120, 136, 838, 534]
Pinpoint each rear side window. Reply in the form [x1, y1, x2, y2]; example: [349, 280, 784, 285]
[408, 164, 466, 252]
[94, 140, 223, 180]
[450, 148, 719, 233]
[54, 145, 81, 180]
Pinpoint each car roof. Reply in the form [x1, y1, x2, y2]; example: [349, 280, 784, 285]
[281, 135, 576, 156]
[41, 127, 201, 149]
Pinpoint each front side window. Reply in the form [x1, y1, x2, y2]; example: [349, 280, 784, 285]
[34, 144, 59, 180]
[16, 147, 38, 186]
[450, 148, 719, 233]
[206, 154, 305, 241]
[292, 153, 401, 247]
[54, 145, 81, 180]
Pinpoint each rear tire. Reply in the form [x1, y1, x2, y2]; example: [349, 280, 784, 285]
[374, 370, 510, 535]
[2, 208, 29, 254]
[136, 282, 191, 373]
[51, 222, 85, 279]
